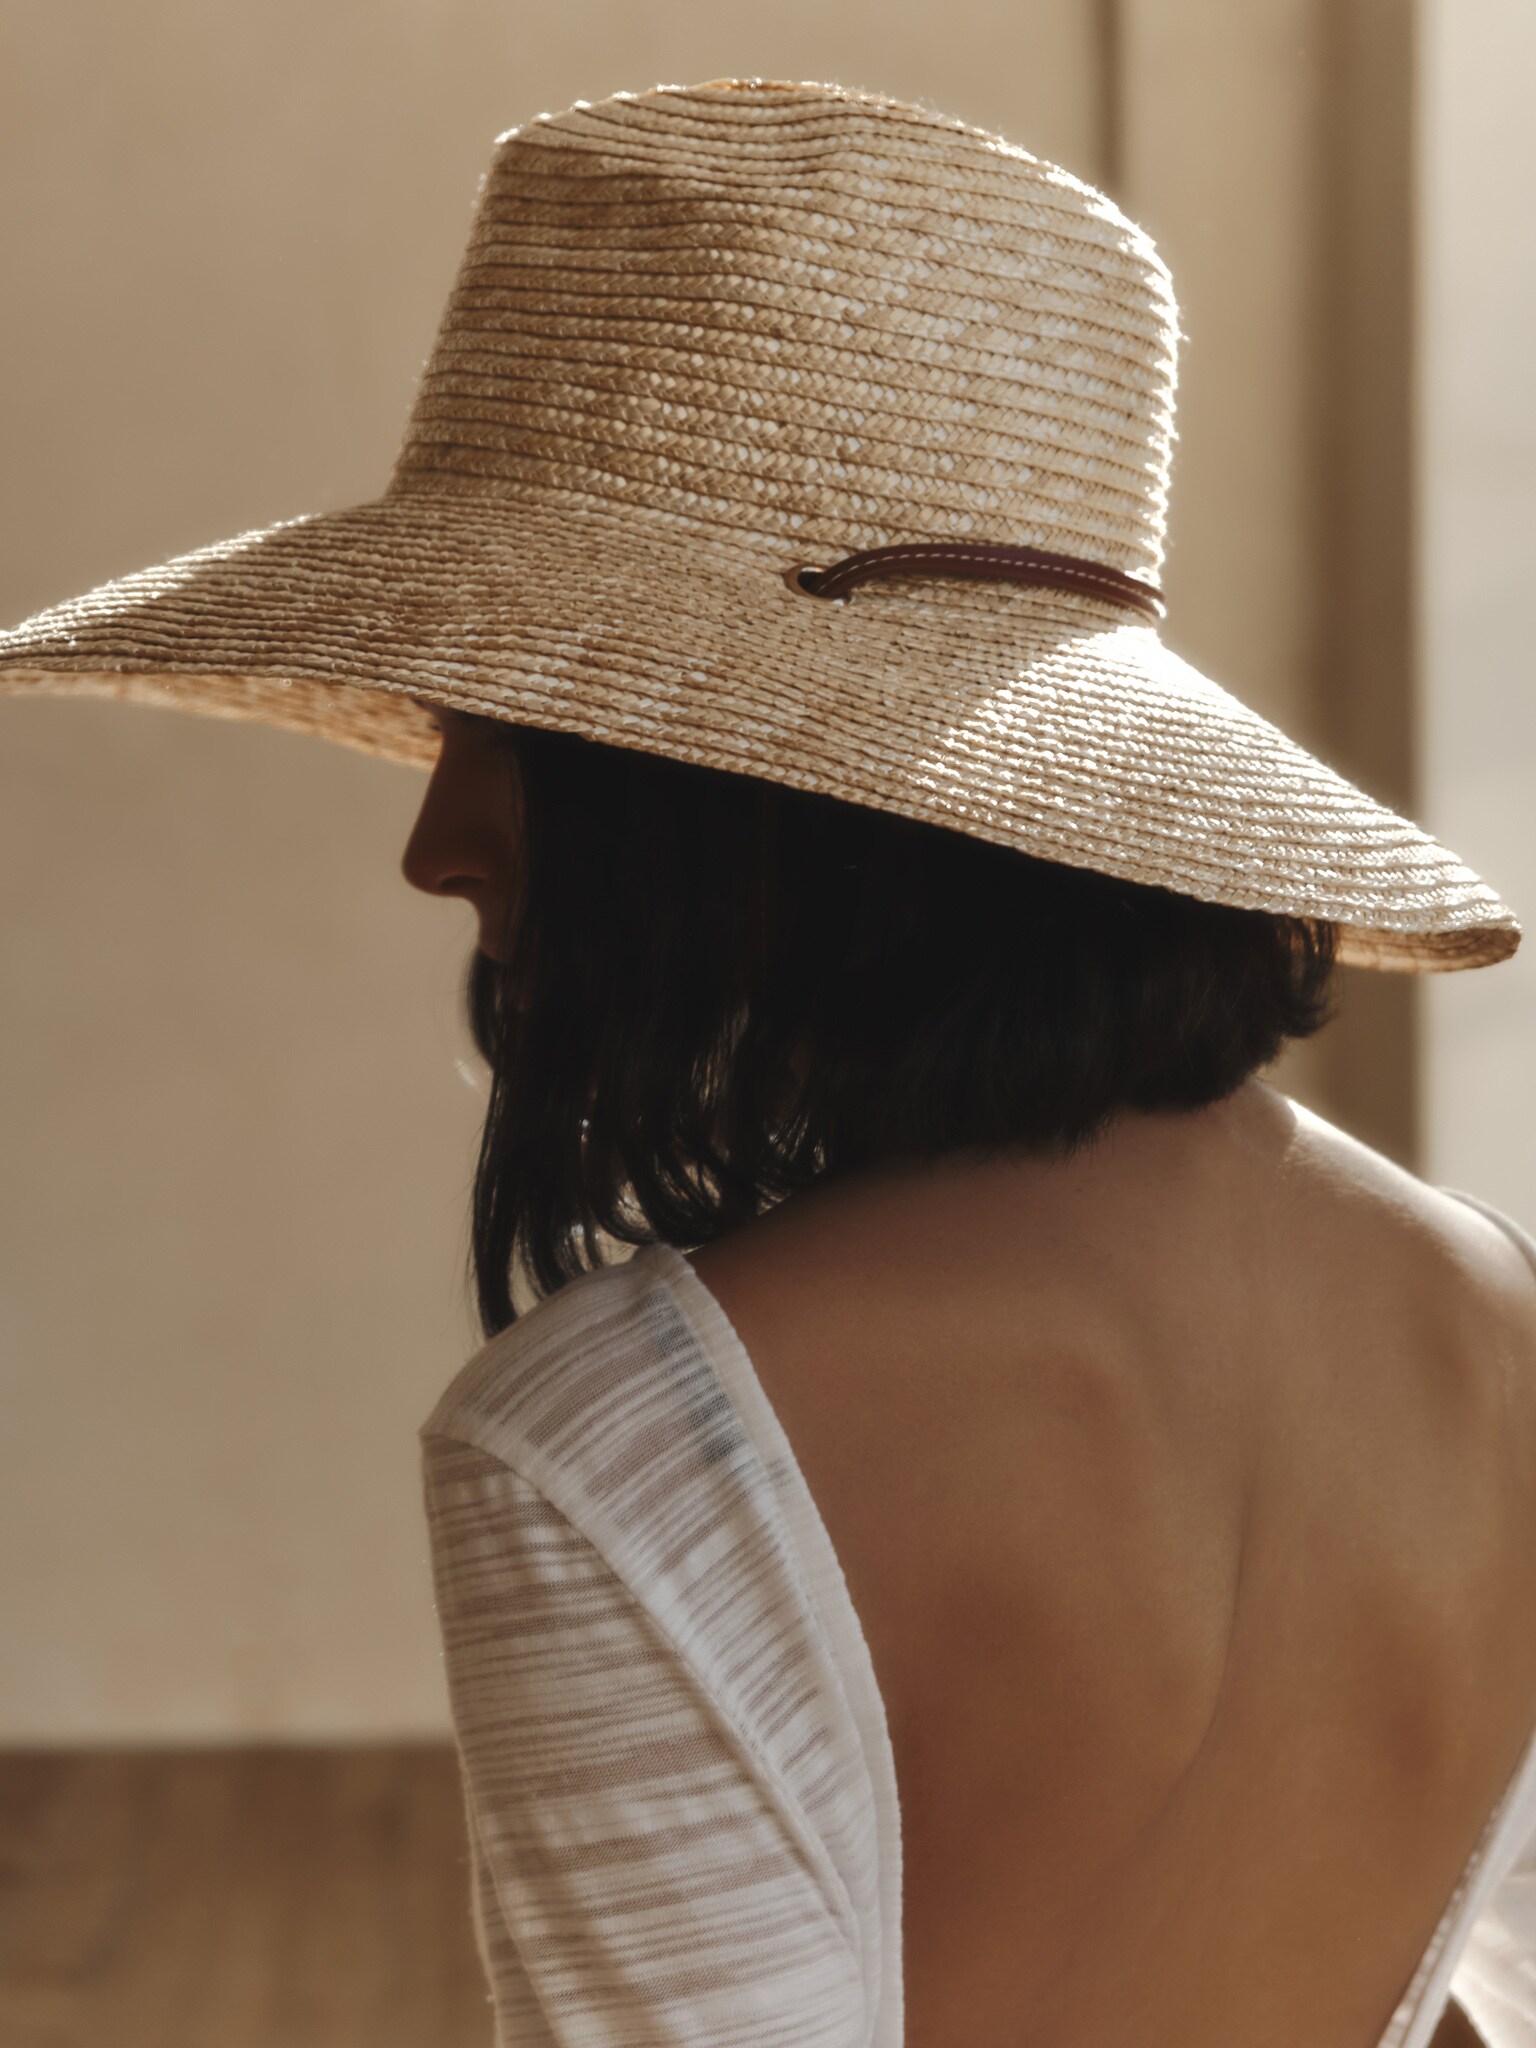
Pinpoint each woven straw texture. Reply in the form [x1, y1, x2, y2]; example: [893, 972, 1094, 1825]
[0, 77, 1517, 970]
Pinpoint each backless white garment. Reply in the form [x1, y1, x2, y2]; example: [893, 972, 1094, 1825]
[419, 1191, 1536, 2048]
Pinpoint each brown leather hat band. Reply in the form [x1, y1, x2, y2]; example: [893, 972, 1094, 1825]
[788, 540, 1165, 620]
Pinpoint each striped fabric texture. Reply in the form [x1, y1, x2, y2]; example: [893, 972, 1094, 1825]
[420, 1226, 1536, 2048]
[419, 1244, 901, 2047]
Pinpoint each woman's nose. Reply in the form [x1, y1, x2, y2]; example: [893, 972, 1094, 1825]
[400, 756, 494, 902]
[400, 809, 491, 901]
[399, 710, 522, 953]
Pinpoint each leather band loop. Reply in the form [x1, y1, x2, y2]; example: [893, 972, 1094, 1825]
[790, 541, 1165, 620]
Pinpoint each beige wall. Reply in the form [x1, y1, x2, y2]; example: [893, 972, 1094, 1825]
[1419, 0, 1536, 1221]
[0, 1, 1439, 1740]
[0, 701, 483, 1739]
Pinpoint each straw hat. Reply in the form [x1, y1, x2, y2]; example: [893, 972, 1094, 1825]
[0, 78, 1517, 970]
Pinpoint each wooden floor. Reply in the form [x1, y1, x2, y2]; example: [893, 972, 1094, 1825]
[0, 1745, 1490, 2047]
[0, 1745, 490, 2048]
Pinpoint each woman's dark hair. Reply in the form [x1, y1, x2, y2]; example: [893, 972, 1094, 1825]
[466, 721, 1337, 1334]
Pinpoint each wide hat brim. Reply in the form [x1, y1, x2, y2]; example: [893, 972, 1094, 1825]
[0, 482, 1517, 972]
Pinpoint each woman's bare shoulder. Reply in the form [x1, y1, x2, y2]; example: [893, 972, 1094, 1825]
[693, 1079, 1517, 1285]
[1282, 1093, 1536, 1312]
[688, 1082, 1536, 1433]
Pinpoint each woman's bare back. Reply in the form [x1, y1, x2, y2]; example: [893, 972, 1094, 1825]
[689, 1079, 1536, 2047]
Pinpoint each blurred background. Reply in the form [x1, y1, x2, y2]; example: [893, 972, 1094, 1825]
[1, 0, 1531, 2041]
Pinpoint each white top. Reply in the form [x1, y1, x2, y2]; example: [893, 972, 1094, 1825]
[419, 1192, 1536, 2048]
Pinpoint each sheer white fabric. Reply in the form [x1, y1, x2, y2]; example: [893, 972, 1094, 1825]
[420, 1246, 900, 2047]
[420, 1203, 1536, 2048]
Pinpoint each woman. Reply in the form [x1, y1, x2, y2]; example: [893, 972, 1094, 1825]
[3, 78, 1532, 2048]
[403, 706, 1536, 2048]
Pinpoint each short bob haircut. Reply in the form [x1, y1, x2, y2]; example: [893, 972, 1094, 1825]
[466, 720, 1337, 1334]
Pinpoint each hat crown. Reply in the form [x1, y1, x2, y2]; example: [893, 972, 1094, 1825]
[388, 81, 1181, 580]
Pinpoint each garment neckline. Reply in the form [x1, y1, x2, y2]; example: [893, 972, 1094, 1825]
[631, 1228, 1536, 2048]
[1376, 1710, 1536, 2044]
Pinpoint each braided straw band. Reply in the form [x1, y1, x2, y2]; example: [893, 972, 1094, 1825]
[785, 541, 1167, 619]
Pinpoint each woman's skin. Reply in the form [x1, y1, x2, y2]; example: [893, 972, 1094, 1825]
[400, 706, 522, 956]
[402, 706, 1536, 2048]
